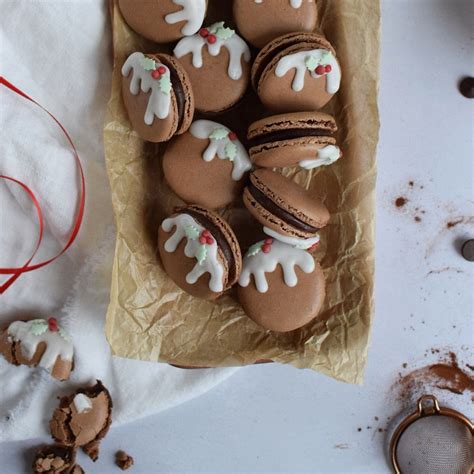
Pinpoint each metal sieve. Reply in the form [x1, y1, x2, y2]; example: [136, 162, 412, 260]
[390, 395, 473, 474]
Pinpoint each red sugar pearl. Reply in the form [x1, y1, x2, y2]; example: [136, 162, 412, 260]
[315, 65, 326, 75]
[207, 34, 217, 44]
[199, 236, 207, 245]
[325, 64, 332, 73]
[157, 66, 167, 75]
[262, 244, 272, 253]
[206, 236, 214, 245]
[228, 132, 238, 141]
[264, 238, 273, 244]
[202, 230, 211, 238]
[199, 28, 209, 38]
[151, 70, 161, 79]
[48, 317, 58, 332]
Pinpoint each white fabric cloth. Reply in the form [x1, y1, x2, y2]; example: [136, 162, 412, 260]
[0, 0, 236, 442]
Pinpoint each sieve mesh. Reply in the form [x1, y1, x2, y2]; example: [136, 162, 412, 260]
[395, 414, 474, 474]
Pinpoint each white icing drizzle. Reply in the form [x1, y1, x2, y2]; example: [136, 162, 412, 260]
[7, 320, 73, 371]
[263, 226, 320, 250]
[254, 0, 303, 7]
[239, 240, 315, 293]
[162, 213, 225, 293]
[189, 120, 252, 181]
[121, 52, 171, 125]
[73, 394, 93, 414]
[165, 0, 207, 36]
[299, 145, 341, 170]
[275, 49, 341, 94]
[173, 23, 251, 80]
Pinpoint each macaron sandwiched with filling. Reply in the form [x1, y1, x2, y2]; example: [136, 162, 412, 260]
[119, 0, 208, 43]
[243, 169, 330, 251]
[121, 52, 194, 142]
[251, 32, 341, 112]
[158, 206, 242, 300]
[233, 0, 318, 49]
[247, 111, 342, 169]
[238, 237, 326, 332]
[173, 22, 252, 113]
[163, 120, 252, 209]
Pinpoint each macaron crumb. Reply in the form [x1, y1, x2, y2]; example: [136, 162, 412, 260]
[116, 450, 134, 470]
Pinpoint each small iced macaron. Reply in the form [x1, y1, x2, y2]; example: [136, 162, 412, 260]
[247, 111, 342, 169]
[233, 0, 318, 49]
[163, 120, 252, 209]
[118, 0, 208, 43]
[173, 22, 252, 113]
[121, 52, 194, 143]
[243, 169, 330, 248]
[238, 238, 325, 332]
[251, 32, 341, 112]
[158, 206, 242, 300]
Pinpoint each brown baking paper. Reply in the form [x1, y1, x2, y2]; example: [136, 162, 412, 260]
[104, 0, 380, 383]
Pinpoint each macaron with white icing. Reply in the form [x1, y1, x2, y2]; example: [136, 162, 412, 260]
[243, 169, 330, 247]
[163, 119, 252, 209]
[158, 206, 242, 300]
[118, 0, 208, 43]
[0, 317, 74, 381]
[247, 111, 342, 170]
[121, 52, 194, 142]
[251, 32, 342, 112]
[238, 238, 326, 332]
[233, 0, 318, 48]
[173, 22, 252, 113]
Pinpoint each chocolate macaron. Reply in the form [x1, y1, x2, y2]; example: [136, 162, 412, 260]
[119, 0, 207, 43]
[158, 206, 242, 300]
[243, 169, 329, 249]
[238, 238, 326, 332]
[163, 120, 252, 209]
[248, 111, 342, 169]
[233, 0, 318, 48]
[173, 22, 251, 113]
[252, 32, 341, 112]
[121, 52, 194, 142]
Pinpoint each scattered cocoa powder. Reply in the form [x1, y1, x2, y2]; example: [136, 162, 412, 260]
[408, 181, 414, 187]
[447, 218, 464, 229]
[395, 197, 407, 208]
[414, 216, 422, 223]
[334, 444, 349, 450]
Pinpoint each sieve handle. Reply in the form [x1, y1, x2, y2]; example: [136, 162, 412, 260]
[417, 395, 441, 416]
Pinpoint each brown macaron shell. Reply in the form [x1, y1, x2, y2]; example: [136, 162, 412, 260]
[248, 111, 339, 168]
[238, 262, 325, 332]
[243, 169, 330, 239]
[158, 206, 242, 300]
[118, 0, 207, 44]
[32, 444, 79, 474]
[163, 123, 250, 209]
[50, 381, 113, 452]
[173, 25, 252, 113]
[252, 32, 340, 112]
[121, 53, 194, 143]
[233, 0, 318, 49]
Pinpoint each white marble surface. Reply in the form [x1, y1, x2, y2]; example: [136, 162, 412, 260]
[1, 0, 473, 472]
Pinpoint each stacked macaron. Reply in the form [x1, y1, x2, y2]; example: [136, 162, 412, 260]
[119, 0, 345, 332]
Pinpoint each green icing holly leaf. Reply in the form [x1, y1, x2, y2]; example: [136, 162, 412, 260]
[305, 56, 318, 71]
[224, 142, 237, 161]
[320, 51, 332, 63]
[159, 74, 171, 95]
[30, 319, 48, 336]
[58, 326, 71, 342]
[246, 242, 263, 257]
[209, 128, 229, 140]
[185, 225, 200, 240]
[208, 22, 225, 34]
[196, 244, 207, 265]
[140, 56, 156, 71]
[216, 26, 235, 40]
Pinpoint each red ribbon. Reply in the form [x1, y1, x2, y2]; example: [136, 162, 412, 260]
[0, 77, 85, 294]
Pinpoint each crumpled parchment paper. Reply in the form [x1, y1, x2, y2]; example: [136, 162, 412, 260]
[104, 0, 380, 383]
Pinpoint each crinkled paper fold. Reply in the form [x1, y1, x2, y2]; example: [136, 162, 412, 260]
[104, 0, 380, 383]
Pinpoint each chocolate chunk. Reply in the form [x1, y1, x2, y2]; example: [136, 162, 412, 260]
[116, 450, 134, 470]
[459, 77, 474, 99]
[461, 239, 474, 262]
